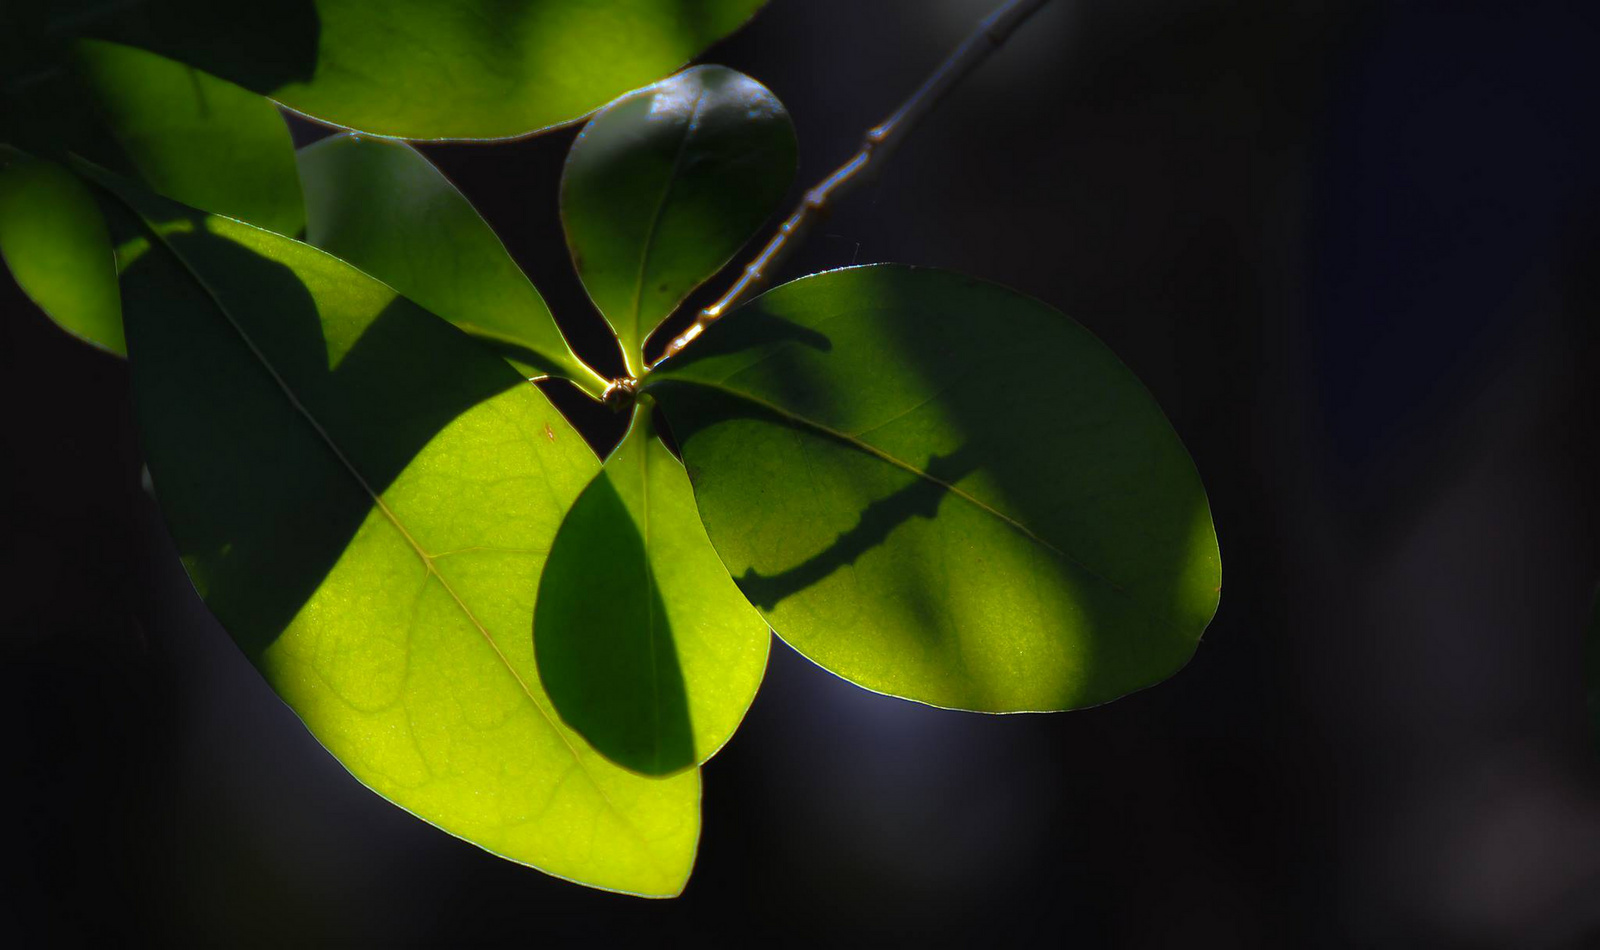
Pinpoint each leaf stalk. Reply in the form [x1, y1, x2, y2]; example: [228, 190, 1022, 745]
[653, 0, 1053, 366]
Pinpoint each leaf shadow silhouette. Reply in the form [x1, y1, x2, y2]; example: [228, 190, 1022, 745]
[88, 0, 321, 94]
[472, 335, 578, 380]
[108, 197, 521, 660]
[655, 307, 832, 369]
[535, 468, 694, 776]
[653, 266, 1217, 710]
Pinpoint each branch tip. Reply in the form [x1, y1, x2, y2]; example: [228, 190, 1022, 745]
[651, 0, 1053, 368]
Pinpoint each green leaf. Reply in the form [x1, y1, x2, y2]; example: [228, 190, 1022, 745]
[647, 265, 1221, 712]
[2, 43, 302, 359]
[279, 1, 769, 139]
[0, 154, 123, 355]
[297, 134, 605, 394]
[72, 40, 304, 236]
[535, 404, 770, 775]
[94, 170, 699, 896]
[71, 0, 769, 140]
[11, 2, 766, 141]
[562, 65, 796, 374]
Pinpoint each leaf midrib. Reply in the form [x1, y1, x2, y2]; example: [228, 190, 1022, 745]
[627, 82, 709, 365]
[136, 215, 675, 879]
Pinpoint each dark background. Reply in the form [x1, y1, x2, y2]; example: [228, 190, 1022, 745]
[5, 0, 1600, 945]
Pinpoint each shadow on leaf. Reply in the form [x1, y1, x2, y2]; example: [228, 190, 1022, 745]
[108, 196, 521, 660]
[650, 266, 1218, 711]
[535, 470, 694, 776]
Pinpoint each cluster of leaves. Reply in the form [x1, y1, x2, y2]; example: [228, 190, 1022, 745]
[1, 1, 1220, 895]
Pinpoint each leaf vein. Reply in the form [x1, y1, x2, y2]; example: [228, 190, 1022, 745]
[138, 219, 674, 878]
[628, 84, 710, 361]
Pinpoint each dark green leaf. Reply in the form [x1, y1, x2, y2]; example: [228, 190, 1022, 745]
[93, 169, 699, 896]
[648, 265, 1221, 712]
[0, 154, 123, 354]
[297, 134, 604, 392]
[73, 39, 304, 236]
[562, 65, 795, 373]
[0, 4, 109, 155]
[536, 405, 770, 774]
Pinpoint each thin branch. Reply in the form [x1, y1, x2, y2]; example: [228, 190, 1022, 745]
[653, 0, 1054, 367]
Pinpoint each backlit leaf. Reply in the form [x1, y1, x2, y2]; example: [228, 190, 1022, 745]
[563, 65, 795, 373]
[74, 39, 304, 236]
[294, 1, 768, 138]
[648, 265, 1221, 712]
[0, 154, 123, 354]
[297, 134, 604, 390]
[94, 170, 700, 896]
[536, 405, 770, 774]
[57, 0, 769, 140]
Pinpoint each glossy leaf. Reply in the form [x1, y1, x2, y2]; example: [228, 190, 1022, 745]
[0, 154, 123, 354]
[73, 39, 304, 236]
[95, 171, 699, 896]
[648, 265, 1221, 712]
[536, 405, 770, 774]
[563, 65, 796, 373]
[297, 134, 604, 392]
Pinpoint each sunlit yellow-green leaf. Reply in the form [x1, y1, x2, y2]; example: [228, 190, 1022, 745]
[93, 169, 700, 896]
[648, 265, 1221, 712]
[536, 405, 769, 774]
[0, 154, 123, 354]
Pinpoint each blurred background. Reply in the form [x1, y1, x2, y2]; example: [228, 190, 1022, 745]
[5, 0, 1600, 944]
